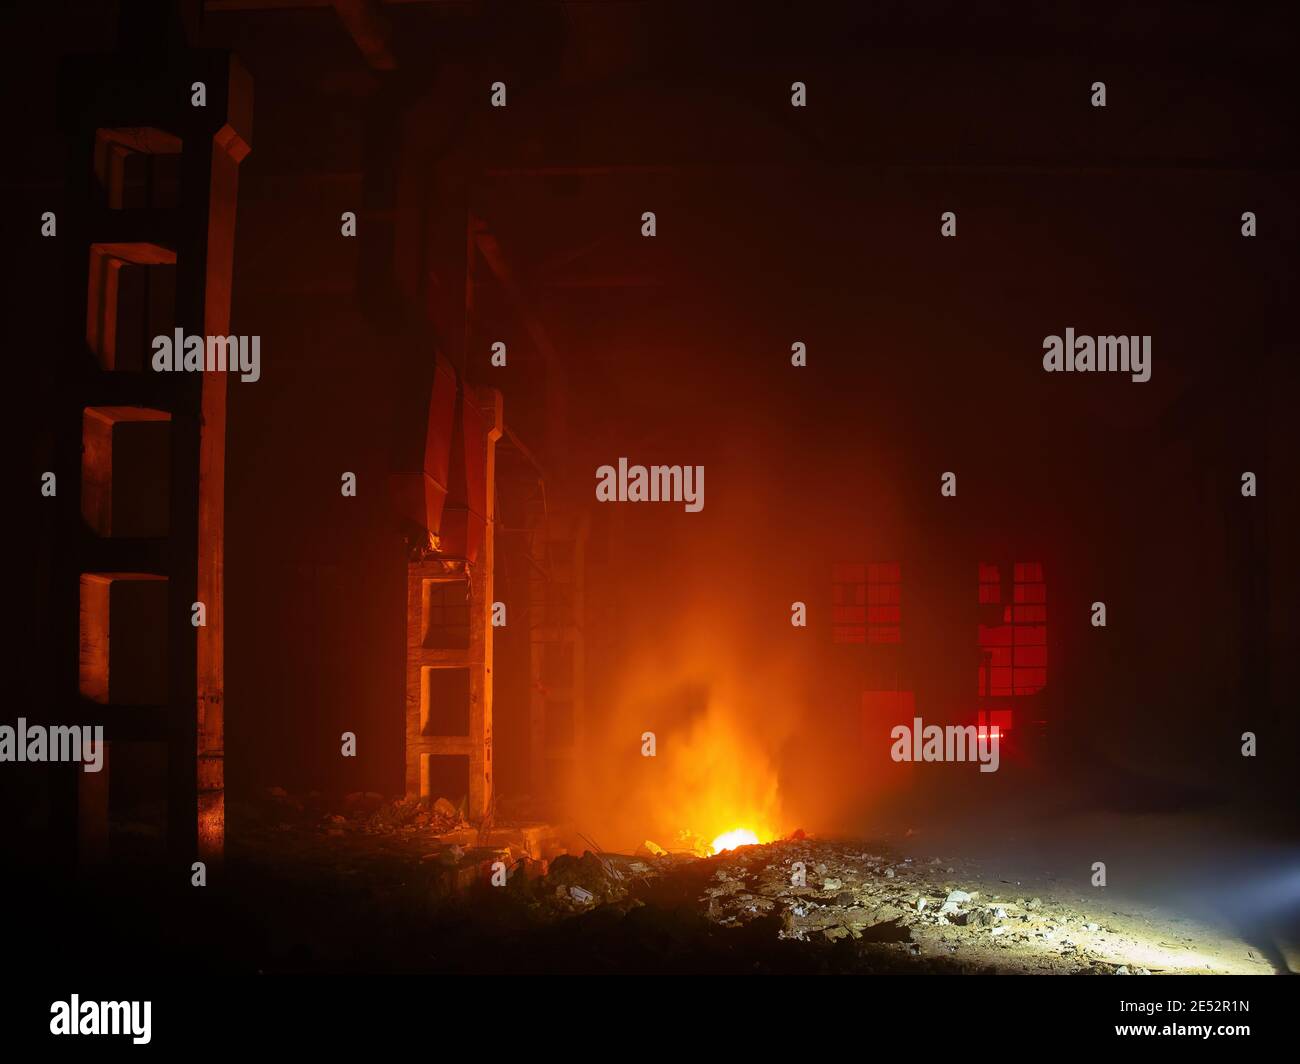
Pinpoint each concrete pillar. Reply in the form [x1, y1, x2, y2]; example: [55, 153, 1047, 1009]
[403, 384, 502, 822]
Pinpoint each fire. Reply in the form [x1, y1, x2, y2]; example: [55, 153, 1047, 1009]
[711, 828, 761, 854]
[571, 606, 794, 855]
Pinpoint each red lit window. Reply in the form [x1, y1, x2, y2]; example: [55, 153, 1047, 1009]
[832, 563, 866, 643]
[978, 562, 1047, 696]
[867, 562, 902, 643]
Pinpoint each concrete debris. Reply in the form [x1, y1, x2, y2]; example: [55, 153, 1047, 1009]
[545, 851, 625, 907]
[250, 788, 474, 840]
[238, 805, 1263, 974]
[640, 838, 1238, 974]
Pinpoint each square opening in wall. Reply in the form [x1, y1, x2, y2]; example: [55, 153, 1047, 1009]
[420, 666, 470, 736]
[422, 578, 470, 649]
[419, 753, 469, 808]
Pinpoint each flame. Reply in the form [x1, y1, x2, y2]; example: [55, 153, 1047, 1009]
[711, 828, 760, 854]
[571, 600, 794, 853]
[663, 706, 782, 856]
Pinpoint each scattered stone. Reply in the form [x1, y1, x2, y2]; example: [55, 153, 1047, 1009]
[547, 851, 621, 903]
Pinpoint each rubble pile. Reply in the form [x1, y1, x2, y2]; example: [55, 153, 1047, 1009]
[683, 838, 1251, 974]
[230, 800, 1270, 974]
[353, 794, 468, 836]
[246, 787, 469, 838]
[513, 836, 1259, 975]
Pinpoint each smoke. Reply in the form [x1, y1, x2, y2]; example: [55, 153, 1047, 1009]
[571, 602, 798, 851]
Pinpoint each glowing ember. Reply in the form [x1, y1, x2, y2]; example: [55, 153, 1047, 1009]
[711, 828, 760, 854]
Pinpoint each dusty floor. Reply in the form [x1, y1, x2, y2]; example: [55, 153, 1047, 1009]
[688, 838, 1272, 975]
[219, 791, 1280, 974]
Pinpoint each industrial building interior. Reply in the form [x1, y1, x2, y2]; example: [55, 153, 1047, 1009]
[5, 0, 1299, 982]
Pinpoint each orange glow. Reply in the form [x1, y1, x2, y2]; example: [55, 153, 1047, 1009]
[711, 828, 760, 853]
[569, 591, 796, 853]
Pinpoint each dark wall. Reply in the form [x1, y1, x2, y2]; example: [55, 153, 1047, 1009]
[10, 2, 1297, 829]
